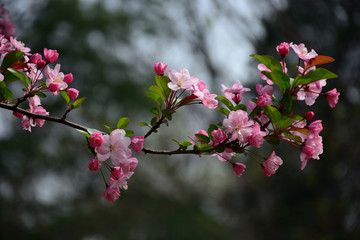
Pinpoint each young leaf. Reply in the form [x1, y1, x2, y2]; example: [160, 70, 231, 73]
[72, 97, 86, 109]
[138, 122, 150, 127]
[150, 107, 160, 116]
[33, 92, 47, 98]
[250, 54, 283, 72]
[216, 107, 230, 116]
[278, 116, 295, 130]
[155, 75, 171, 99]
[162, 109, 175, 121]
[104, 125, 114, 133]
[117, 117, 130, 129]
[264, 105, 281, 126]
[293, 68, 338, 87]
[199, 144, 214, 151]
[1, 51, 24, 71]
[145, 92, 163, 106]
[195, 133, 210, 143]
[125, 130, 134, 137]
[216, 95, 233, 110]
[0, 83, 13, 100]
[307, 55, 335, 69]
[261, 70, 290, 93]
[149, 85, 164, 101]
[150, 116, 158, 127]
[232, 104, 247, 111]
[60, 90, 70, 104]
[7, 68, 31, 88]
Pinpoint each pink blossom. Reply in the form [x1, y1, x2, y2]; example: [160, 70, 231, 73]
[297, 80, 326, 106]
[190, 130, 208, 145]
[0, 35, 12, 54]
[95, 129, 132, 166]
[233, 163, 246, 177]
[0, 5, 16, 39]
[256, 84, 274, 96]
[66, 88, 79, 100]
[109, 167, 133, 190]
[0, 72, 3, 82]
[12, 111, 23, 118]
[154, 62, 167, 76]
[202, 93, 218, 109]
[221, 80, 250, 104]
[248, 124, 266, 148]
[20, 96, 49, 132]
[325, 88, 340, 108]
[10, 37, 31, 55]
[216, 148, 235, 162]
[223, 110, 254, 142]
[290, 119, 308, 142]
[167, 69, 194, 91]
[119, 157, 138, 174]
[290, 42, 318, 61]
[258, 64, 273, 85]
[29, 53, 42, 64]
[88, 158, 101, 171]
[131, 136, 145, 152]
[308, 120, 322, 138]
[211, 129, 226, 146]
[101, 187, 120, 202]
[276, 42, 290, 58]
[257, 93, 272, 107]
[262, 151, 283, 176]
[44, 48, 59, 63]
[89, 132, 105, 148]
[45, 64, 67, 95]
[300, 136, 323, 170]
[63, 73, 73, 84]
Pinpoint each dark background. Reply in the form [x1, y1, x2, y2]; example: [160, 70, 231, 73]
[0, 0, 359, 239]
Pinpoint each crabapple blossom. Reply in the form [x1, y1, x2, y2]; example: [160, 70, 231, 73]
[248, 124, 266, 148]
[325, 88, 340, 108]
[221, 80, 250, 104]
[168, 69, 194, 91]
[89, 132, 105, 148]
[10, 37, 31, 54]
[63, 73, 73, 84]
[0, 35, 12, 54]
[154, 62, 167, 76]
[88, 158, 101, 171]
[20, 96, 49, 132]
[0, 5, 16, 39]
[308, 120, 323, 139]
[297, 80, 326, 106]
[290, 42, 318, 61]
[95, 129, 132, 166]
[233, 163, 246, 177]
[45, 64, 67, 95]
[101, 187, 120, 202]
[262, 151, 283, 176]
[257, 93, 272, 107]
[276, 42, 290, 58]
[223, 110, 254, 142]
[217, 148, 235, 162]
[211, 128, 227, 146]
[66, 88, 79, 100]
[44, 48, 59, 63]
[109, 167, 133, 190]
[131, 136, 145, 152]
[202, 93, 218, 109]
[300, 136, 323, 170]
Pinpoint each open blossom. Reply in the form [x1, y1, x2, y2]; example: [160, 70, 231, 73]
[154, 62, 167, 76]
[325, 88, 340, 108]
[95, 129, 132, 166]
[262, 151, 283, 176]
[102, 187, 120, 202]
[216, 148, 235, 162]
[221, 80, 250, 104]
[300, 136, 323, 170]
[297, 80, 326, 106]
[109, 167, 133, 190]
[45, 64, 67, 95]
[20, 96, 49, 132]
[248, 124, 266, 148]
[223, 110, 254, 142]
[131, 136, 145, 152]
[0, 35, 12, 54]
[233, 163, 246, 177]
[290, 42, 317, 61]
[202, 93, 218, 109]
[168, 69, 194, 91]
[10, 37, 31, 54]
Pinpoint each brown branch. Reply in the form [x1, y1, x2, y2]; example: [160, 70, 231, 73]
[142, 147, 200, 155]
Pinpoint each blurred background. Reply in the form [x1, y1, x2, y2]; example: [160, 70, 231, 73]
[0, 0, 359, 239]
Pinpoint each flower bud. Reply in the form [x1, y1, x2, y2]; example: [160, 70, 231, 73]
[13, 111, 23, 118]
[48, 82, 61, 92]
[276, 42, 290, 58]
[66, 88, 79, 100]
[131, 136, 145, 152]
[44, 48, 59, 63]
[29, 53, 42, 64]
[63, 73, 73, 84]
[305, 111, 315, 120]
[88, 158, 101, 171]
[37, 59, 46, 69]
[89, 132, 105, 148]
[154, 62, 167, 76]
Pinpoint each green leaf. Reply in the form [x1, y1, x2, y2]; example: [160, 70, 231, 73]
[125, 130, 134, 137]
[162, 109, 175, 121]
[33, 92, 47, 98]
[262, 70, 290, 93]
[250, 54, 283, 72]
[278, 116, 295, 130]
[216, 107, 230, 116]
[7, 68, 31, 87]
[138, 122, 150, 127]
[117, 117, 130, 129]
[216, 95, 233, 110]
[76, 129, 91, 138]
[264, 105, 281, 126]
[87, 128, 101, 135]
[72, 97, 86, 109]
[279, 91, 293, 116]
[150, 107, 159, 116]
[1, 51, 24, 71]
[60, 90, 70, 104]
[172, 139, 181, 145]
[155, 75, 171, 99]
[150, 116, 158, 127]
[180, 141, 192, 147]
[145, 91, 163, 106]
[195, 133, 210, 143]
[104, 125, 114, 133]
[0, 82, 13, 100]
[232, 104, 247, 111]
[293, 68, 338, 87]
[200, 144, 214, 151]
[149, 85, 164, 101]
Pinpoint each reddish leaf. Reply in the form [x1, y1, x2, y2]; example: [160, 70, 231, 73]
[308, 55, 335, 69]
[10, 61, 28, 70]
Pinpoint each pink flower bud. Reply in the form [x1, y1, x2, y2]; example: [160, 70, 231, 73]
[305, 111, 315, 120]
[257, 93, 272, 107]
[63, 73, 73, 84]
[48, 82, 61, 92]
[88, 158, 101, 171]
[66, 88, 79, 100]
[44, 48, 59, 63]
[37, 59, 46, 69]
[211, 129, 226, 145]
[302, 145, 315, 157]
[276, 42, 290, 58]
[131, 136, 145, 152]
[29, 53, 42, 64]
[89, 132, 105, 148]
[12, 111, 23, 118]
[233, 163, 246, 177]
[154, 62, 167, 76]
[325, 88, 340, 108]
